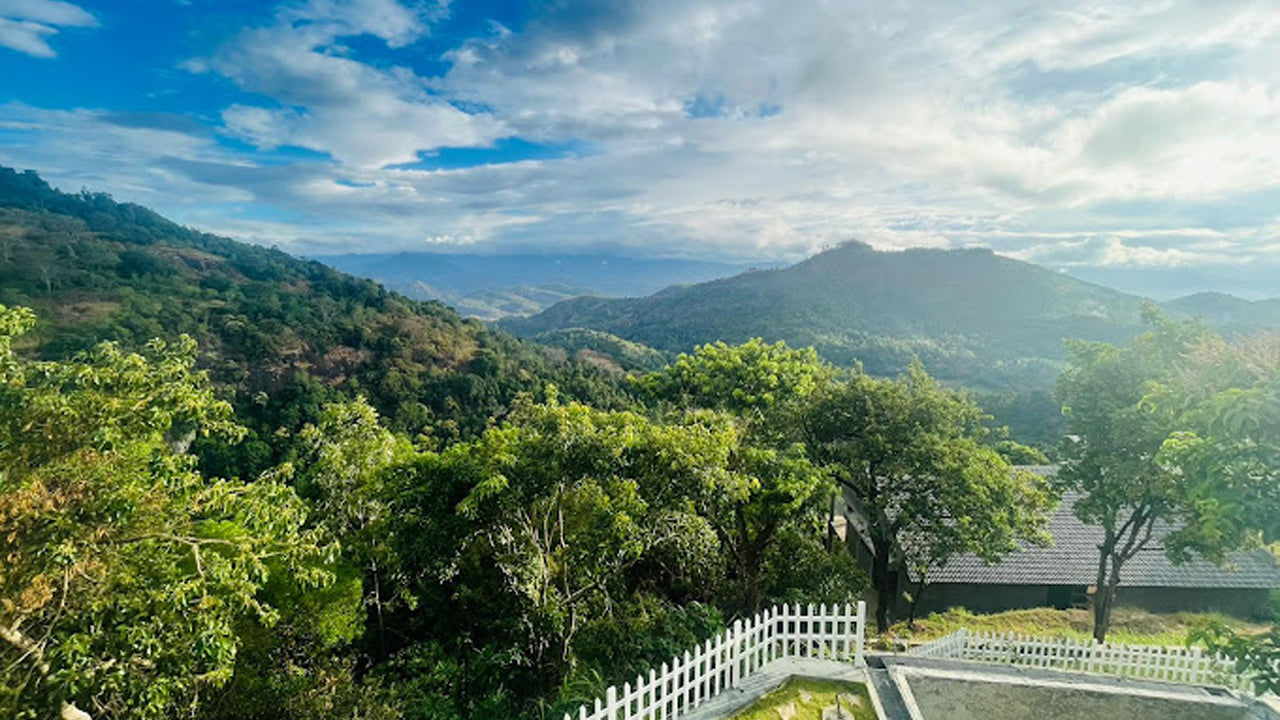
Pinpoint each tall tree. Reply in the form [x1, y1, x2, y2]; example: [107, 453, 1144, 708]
[0, 306, 331, 720]
[292, 398, 414, 655]
[1172, 330, 1280, 694]
[411, 393, 732, 700]
[1152, 329, 1280, 559]
[806, 362, 1054, 632]
[637, 339, 840, 611]
[1053, 308, 1270, 642]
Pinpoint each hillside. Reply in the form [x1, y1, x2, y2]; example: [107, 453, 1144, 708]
[0, 166, 628, 476]
[315, 250, 765, 319]
[502, 241, 1149, 391]
[1163, 292, 1280, 330]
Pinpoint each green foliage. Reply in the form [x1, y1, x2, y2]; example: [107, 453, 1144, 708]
[639, 340, 845, 612]
[384, 396, 754, 715]
[760, 527, 869, 606]
[993, 440, 1050, 465]
[637, 338, 831, 418]
[806, 362, 1055, 631]
[564, 598, 723, 709]
[450, 398, 736, 679]
[533, 327, 672, 372]
[1052, 310, 1280, 641]
[1149, 331, 1280, 561]
[0, 307, 331, 720]
[1190, 623, 1280, 695]
[976, 389, 1065, 456]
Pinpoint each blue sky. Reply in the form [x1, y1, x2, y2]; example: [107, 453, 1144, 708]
[2, 0, 1280, 297]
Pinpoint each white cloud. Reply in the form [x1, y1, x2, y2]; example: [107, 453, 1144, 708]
[0, 0, 95, 57]
[192, 0, 503, 168]
[1056, 81, 1280, 202]
[8, 0, 1280, 289]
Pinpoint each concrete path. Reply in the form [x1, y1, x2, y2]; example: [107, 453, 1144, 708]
[864, 656, 913, 720]
[679, 658, 864, 720]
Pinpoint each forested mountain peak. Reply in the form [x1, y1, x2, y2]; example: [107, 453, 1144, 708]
[501, 238, 1148, 392]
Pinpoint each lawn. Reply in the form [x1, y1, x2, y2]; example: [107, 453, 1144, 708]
[885, 607, 1271, 647]
[728, 677, 876, 720]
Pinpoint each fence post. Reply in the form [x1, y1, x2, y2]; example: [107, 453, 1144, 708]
[606, 686, 617, 720]
[660, 662, 670, 720]
[732, 618, 744, 687]
[855, 600, 867, 665]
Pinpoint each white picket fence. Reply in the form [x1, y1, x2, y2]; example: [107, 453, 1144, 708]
[910, 628, 1249, 691]
[564, 601, 867, 720]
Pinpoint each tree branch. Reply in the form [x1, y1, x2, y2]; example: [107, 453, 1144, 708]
[0, 624, 92, 720]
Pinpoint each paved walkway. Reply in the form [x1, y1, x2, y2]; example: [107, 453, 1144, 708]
[679, 658, 865, 720]
[864, 656, 913, 720]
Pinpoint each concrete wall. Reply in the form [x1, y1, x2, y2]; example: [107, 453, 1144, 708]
[1116, 586, 1271, 619]
[915, 584, 1272, 620]
[914, 584, 1054, 615]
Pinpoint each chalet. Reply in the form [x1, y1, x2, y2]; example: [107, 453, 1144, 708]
[842, 467, 1280, 620]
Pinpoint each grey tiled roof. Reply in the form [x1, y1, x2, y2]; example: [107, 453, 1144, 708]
[924, 471, 1280, 589]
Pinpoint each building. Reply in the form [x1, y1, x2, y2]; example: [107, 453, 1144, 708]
[915, 490, 1280, 619]
[843, 467, 1280, 620]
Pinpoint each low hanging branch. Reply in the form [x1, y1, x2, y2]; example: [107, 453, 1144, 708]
[0, 624, 92, 720]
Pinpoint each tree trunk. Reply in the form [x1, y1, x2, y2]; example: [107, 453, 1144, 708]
[907, 581, 928, 625]
[742, 542, 763, 614]
[1092, 547, 1122, 644]
[826, 491, 837, 551]
[871, 542, 896, 632]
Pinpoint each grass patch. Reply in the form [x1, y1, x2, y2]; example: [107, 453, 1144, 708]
[728, 677, 875, 720]
[886, 607, 1269, 647]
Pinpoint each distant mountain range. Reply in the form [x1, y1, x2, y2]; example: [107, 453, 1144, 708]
[313, 251, 767, 319]
[1161, 291, 1280, 329]
[500, 242, 1129, 390]
[499, 240, 1280, 391]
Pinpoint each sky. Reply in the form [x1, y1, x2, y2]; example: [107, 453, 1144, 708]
[1, 0, 1279, 298]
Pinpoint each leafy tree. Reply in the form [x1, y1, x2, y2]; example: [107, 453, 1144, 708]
[292, 399, 415, 654]
[1162, 331, 1280, 686]
[392, 393, 734, 711]
[1054, 309, 1230, 641]
[0, 307, 331, 720]
[637, 340, 843, 611]
[635, 338, 831, 432]
[806, 362, 1054, 631]
[1151, 330, 1280, 560]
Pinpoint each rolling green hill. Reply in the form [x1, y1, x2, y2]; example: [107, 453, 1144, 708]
[1163, 291, 1280, 330]
[501, 240, 1149, 391]
[0, 166, 629, 476]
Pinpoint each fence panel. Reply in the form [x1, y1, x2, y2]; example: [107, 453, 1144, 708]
[909, 628, 1251, 692]
[565, 601, 867, 720]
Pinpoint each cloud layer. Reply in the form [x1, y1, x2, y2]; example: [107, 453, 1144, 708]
[0, 0, 95, 57]
[2, 0, 1280, 295]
